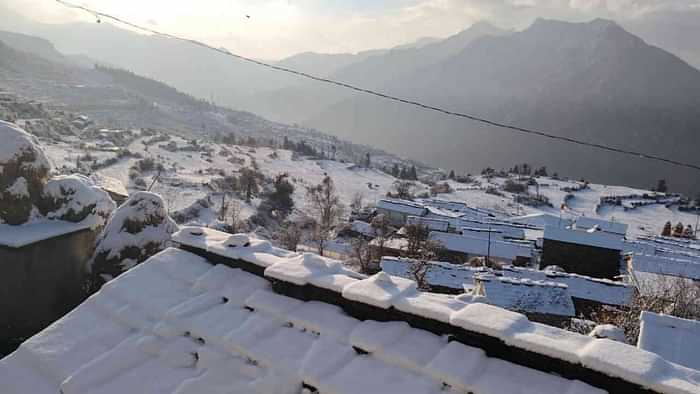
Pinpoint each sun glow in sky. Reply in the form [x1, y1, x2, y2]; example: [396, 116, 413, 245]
[5, 0, 700, 59]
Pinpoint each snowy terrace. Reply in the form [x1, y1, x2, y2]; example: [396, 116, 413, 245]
[638, 312, 700, 372]
[430, 231, 534, 262]
[474, 274, 576, 318]
[380, 257, 633, 308]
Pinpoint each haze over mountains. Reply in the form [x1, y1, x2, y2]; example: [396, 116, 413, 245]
[2, 5, 700, 194]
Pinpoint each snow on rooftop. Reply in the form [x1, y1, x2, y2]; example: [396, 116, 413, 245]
[380, 257, 632, 307]
[0, 247, 609, 394]
[544, 226, 624, 251]
[376, 199, 427, 216]
[638, 311, 700, 372]
[4, 227, 699, 393]
[629, 254, 700, 281]
[510, 213, 572, 229]
[406, 215, 450, 232]
[430, 231, 533, 261]
[459, 219, 526, 239]
[475, 274, 576, 317]
[349, 220, 376, 237]
[575, 217, 628, 236]
[0, 220, 91, 248]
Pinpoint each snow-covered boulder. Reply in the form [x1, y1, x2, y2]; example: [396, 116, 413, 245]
[41, 174, 116, 229]
[88, 192, 178, 287]
[0, 121, 51, 224]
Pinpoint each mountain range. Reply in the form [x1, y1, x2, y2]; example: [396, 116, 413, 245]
[2, 7, 700, 194]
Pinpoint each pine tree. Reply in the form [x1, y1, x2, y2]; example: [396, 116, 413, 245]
[365, 152, 371, 168]
[684, 225, 694, 239]
[661, 221, 673, 236]
[409, 165, 418, 180]
[448, 170, 455, 180]
[655, 179, 668, 193]
[392, 163, 400, 177]
[673, 222, 685, 237]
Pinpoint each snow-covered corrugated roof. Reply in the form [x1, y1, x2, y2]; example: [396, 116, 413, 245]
[380, 257, 632, 307]
[459, 219, 526, 239]
[0, 247, 603, 394]
[4, 227, 700, 394]
[475, 274, 576, 317]
[431, 232, 533, 261]
[350, 220, 376, 237]
[376, 199, 427, 216]
[510, 213, 572, 229]
[575, 217, 628, 236]
[544, 226, 624, 251]
[630, 254, 700, 281]
[0, 220, 91, 248]
[639, 311, 700, 371]
[406, 216, 450, 232]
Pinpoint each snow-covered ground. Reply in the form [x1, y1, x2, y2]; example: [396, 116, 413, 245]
[38, 131, 700, 242]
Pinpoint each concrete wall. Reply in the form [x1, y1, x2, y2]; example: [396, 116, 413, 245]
[0, 228, 96, 347]
[541, 239, 620, 279]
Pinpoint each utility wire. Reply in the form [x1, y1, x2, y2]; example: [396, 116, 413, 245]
[55, 0, 700, 172]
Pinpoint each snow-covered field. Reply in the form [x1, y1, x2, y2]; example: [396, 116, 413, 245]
[39, 131, 699, 240]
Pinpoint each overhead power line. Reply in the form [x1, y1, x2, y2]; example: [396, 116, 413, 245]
[55, 0, 700, 172]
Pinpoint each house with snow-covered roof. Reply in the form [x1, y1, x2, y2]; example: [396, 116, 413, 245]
[473, 274, 576, 327]
[407, 215, 450, 232]
[380, 256, 632, 317]
[458, 218, 527, 240]
[638, 311, 700, 372]
[431, 231, 534, 265]
[375, 198, 427, 226]
[628, 253, 700, 282]
[542, 226, 624, 279]
[3, 226, 700, 394]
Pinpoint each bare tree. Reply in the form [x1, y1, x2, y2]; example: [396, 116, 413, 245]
[390, 181, 414, 200]
[408, 259, 431, 290]
[592, 275, 700, 343]
[370, 213, 391, 260]
[306, 175, 344, 256]
[239, 167, 261, 203]
[279, 222, 302, 252]
[228, 199, 242, 233]
[404, 223, 443, 260]
[350, 192, 364, 213]
[350, 237, 373, 274]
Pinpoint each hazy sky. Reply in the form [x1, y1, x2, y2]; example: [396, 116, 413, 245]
[5, 0, 700, 59]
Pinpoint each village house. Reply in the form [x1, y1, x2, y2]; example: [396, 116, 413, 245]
[638, 311, 700, 372]
[472, 274, 575, 327]
[431, 231, 535, 265]
[375, 198, 427, 226]
[541, 226, 624, 279]
[380, 256, 632, 317]
[406, 215, 450, 232]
